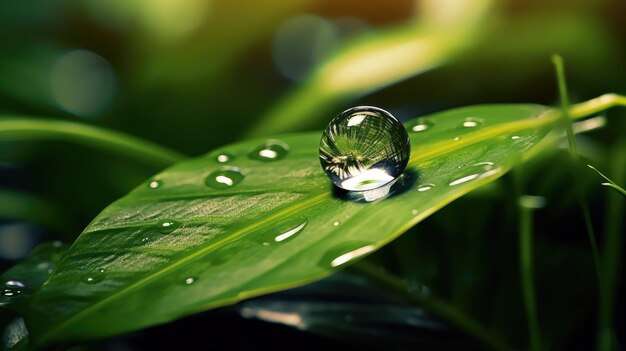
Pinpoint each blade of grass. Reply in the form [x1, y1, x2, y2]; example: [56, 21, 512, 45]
[518, 195, 544, 351]
[0, 118, 186, 166]
[592, 144, 626, 351]
[351, 261, 515, 351]
[588, 164, 626, 198]
[244, 0, 494, 137]
[552, 55, 605, 346]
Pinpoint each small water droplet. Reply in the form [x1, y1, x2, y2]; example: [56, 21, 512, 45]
[5, 280, 25, 289]
[205, 167, 245, 189]
[461, 117, 483, 128]
[453, 136, 461, 141]
[157, 219, 181, 234]
[319, 106, 410, 191]
[185, 277, 195, 285]
[511, 135, 521, 140]
[411, 209, 418, 215]
[449, 162, 498, 186]
[416, 183, 435, 192]
[82, 268, 105, 284]
[216, 152, 236, 163]
[36, 262, 53, 271]
[142, 237, 149, 242]
[2, 289, 20, 297]
[274, 220, 307, 243]
[148, 179, 162, 189]
[249, 140, 289, 161]
[333, 221, 340, 226]
[410, 118, 434, 132]
[322, 242, 377, 268]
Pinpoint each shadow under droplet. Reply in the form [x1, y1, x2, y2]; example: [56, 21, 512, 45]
[332, 168, 419, 203]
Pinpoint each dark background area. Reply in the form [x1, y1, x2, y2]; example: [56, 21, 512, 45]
[1, 0, 625, 350]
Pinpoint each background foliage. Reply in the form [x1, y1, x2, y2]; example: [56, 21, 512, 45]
[1, 0, 625, 350]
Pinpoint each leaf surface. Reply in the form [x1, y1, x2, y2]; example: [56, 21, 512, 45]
[27, 103, 572, 346]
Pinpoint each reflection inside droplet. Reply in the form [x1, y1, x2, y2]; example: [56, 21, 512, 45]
[148, 180, 162, 189]
[320, 106, 410, 191]
[185, 277, 195, 285]
[340, 168, 395, 192]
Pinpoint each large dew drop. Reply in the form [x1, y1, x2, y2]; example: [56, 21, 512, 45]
[319, 106, 410, 191]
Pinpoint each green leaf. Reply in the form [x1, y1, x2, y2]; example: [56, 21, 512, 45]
[1, 242, 68, 313]
[24, 96, 625, 347]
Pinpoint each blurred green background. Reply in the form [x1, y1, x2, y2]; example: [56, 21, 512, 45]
[1, 0, 625, 349]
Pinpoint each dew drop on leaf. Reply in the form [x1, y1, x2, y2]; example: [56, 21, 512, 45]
[461, 117, 483, 128]
[321, 242, 377, 268]
[148, 179, 162, 189]
[248, 140, 289, 161]
[448, 162, 498, 186]
[410, 118, 434, 132]
[216, 152, 236, 163]
[184, 277, 195, 285]
[82, 269, 105, 284]
[205, 167, 245, 189]
[416, 183, 435, 192]
[273, 220, 307, 243]
[157, 219, 181, 234]
[5, 280, 25, 289]
[319, 106, 410, 191]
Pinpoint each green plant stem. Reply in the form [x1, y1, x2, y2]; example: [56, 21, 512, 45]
[0, 118, 186, 166]
[351, 261, 515, 351]
[552, 55, 603, 284]
[552, 55, 606, 346]
[519, 202, 541, 351]
[597, 143, 626, 351]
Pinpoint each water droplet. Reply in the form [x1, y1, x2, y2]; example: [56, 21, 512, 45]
[274, 220, 307, 243]
[148, 179, 162, 189]
[248, 140, 289, 161]
[333, 221, 340, 226]
[82, 268, 105, 284]
[461, 117, 483, 128]
[453, 136, 461, 141]
[322, 242, 377, 268]
[185, 277, 195, 285]
[449, 162, 498, 186]
[157, 219, 181, 234]
[5, 280, 25, 289]
[216, 152, 236, 163]
[412, 210, 419, 215]
[52, 240, 63, 248]
[2, 289, 20, 297]
[410, 118, 434, 132]
[320, 106, 410, 191]
[205, 167, 245, 189]
[36, 262, 53, 271]
[511, 135, 521, 140]
[416, 183, 435, 192]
